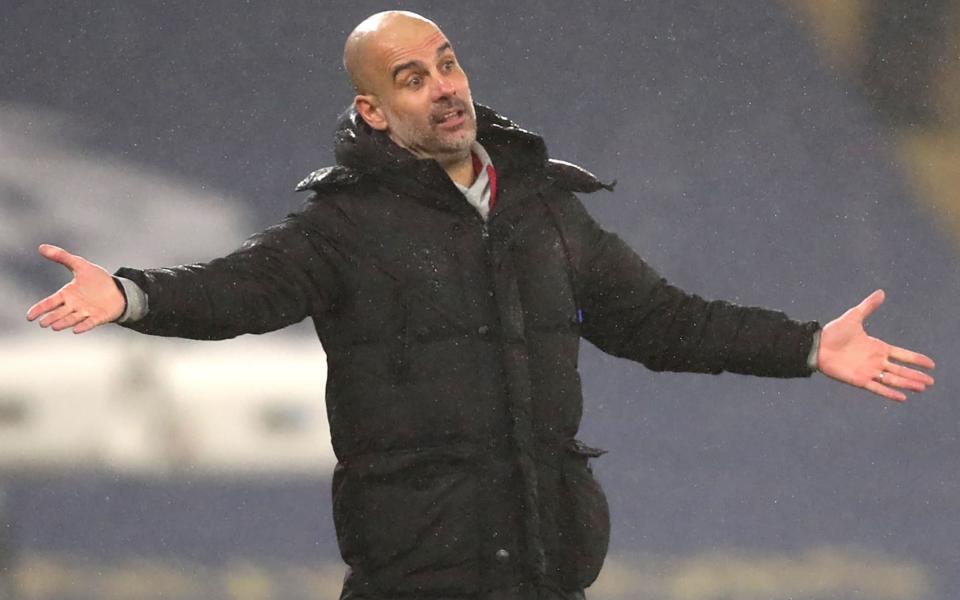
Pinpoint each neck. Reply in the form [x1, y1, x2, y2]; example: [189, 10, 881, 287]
[384, 129, 477, 186]
[443, 154, 476, 188]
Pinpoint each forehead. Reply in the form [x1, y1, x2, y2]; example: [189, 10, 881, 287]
[373, 25, 451, 73]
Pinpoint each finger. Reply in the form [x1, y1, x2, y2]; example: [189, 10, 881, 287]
[26, 292, 65, 321]
[856, 289, 885, 321]
[50, 311, 88, 332]
[877, 372, 927, 393]
[888, 346, 936, 370]
[38, 244, 83, 273]
[864, 380, 907, 403]
[39, 304, 74, 328]
[73, 317, 99, 335]
[884, 362, 935, 386]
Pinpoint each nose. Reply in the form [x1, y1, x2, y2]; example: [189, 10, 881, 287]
[432, 71, 456, 99]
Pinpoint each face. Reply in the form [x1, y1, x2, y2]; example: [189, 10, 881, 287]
[356, 21, 477, 164]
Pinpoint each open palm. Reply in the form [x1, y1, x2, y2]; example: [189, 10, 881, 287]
[25, 244, 125, 334]
[817, 290, 935, 402]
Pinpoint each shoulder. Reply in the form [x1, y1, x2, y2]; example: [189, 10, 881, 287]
[532, 161, 622, 250]
[291, 165, 380, 224]
[542, 159, 616, 194]
[536, 160, 615, 232]
[293, 165, 365, 194]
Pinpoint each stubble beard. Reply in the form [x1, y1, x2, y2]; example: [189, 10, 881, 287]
[389, 100, 477, 166]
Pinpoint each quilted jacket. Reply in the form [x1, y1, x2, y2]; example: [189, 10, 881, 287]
[116, 104, 819, 599]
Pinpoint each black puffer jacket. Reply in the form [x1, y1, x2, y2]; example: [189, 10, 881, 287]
[117, 104, 819, 599]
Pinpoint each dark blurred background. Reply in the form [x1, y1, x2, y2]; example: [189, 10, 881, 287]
[2, 1, 958, 598]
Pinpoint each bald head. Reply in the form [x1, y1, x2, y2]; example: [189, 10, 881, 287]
[342, 11, 477, 169]
[344, 11, 441, 94]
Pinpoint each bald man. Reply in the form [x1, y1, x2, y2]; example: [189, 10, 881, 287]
[343, 11, 479, 184]
[28, 10, 934, 600]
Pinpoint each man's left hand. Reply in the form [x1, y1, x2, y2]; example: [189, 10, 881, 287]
[817, 289, 935, 402]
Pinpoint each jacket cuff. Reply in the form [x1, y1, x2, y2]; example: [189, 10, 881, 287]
[806, 329, 822, 372]
[112, 272, 150, 323]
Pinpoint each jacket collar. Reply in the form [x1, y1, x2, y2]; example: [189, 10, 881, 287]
[332, 103, 550, 218]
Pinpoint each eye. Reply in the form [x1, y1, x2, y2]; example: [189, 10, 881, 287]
[441, 59, 456, 72]
[407, 75, 423, 88]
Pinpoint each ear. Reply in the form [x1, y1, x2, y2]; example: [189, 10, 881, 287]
[354, 94, 389, 131]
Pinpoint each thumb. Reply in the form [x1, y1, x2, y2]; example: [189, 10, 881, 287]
[855, 289, 885, 321]
[39, 244, 84, 273]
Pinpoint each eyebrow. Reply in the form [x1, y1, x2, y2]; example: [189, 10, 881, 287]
[391, 42, 454, 81]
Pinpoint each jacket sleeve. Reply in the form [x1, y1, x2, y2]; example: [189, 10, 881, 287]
[114, 211, 342, 340]
[554, 192, 819, 378]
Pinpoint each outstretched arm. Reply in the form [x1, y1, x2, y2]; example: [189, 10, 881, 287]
[552, 192, 819, 378]
[551, 192, 936, 398]
[26, 209, 343, 340]
[26, 244, 126, 334]
[817, 289, 935, 402]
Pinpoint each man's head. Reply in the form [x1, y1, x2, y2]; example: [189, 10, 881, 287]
[343, 11, 476, 166]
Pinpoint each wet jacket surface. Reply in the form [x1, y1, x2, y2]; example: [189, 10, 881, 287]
[116, 105, 819, 599]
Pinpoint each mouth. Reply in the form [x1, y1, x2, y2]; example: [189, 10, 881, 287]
[433, 107, 467, 130]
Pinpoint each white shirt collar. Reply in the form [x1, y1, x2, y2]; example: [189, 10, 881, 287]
[454, 141, 494, 221]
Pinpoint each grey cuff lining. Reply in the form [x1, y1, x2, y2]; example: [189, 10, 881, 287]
[806, 329, 821, 372]
[115, 277, 149, 323]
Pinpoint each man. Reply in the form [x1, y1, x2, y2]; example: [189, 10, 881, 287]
[27, 11, 934, 600]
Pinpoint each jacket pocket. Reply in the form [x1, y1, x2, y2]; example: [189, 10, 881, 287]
[557, 439, 610, 589]
[332, 444, 480, 592]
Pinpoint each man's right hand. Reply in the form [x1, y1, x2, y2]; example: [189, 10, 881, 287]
[26, 244, 126, 334]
